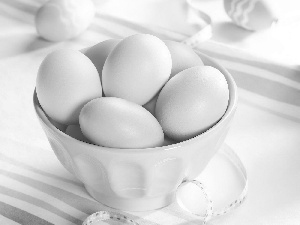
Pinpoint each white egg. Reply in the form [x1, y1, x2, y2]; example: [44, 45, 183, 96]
[102, 34, 172, 105]
[79, 97, 164, 149]
[155, 66, 229, 141]
[161, 135, 177, 147]
[224, 0, 277, 31]
[80, 47, 90, 54]
[48, 116, 67, 132]
[36, 49, 102, 125]
[143, 40, 204, 115]
[143, 92, 159, 116]
[164, 40, 204, 78]
[35, 0, 95, 41]
[84, 39, 120, 83]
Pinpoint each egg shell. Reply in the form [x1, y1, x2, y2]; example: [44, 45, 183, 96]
[36, 49, 102, 125]
[143, 40, 204, 115]
[164, 40, 204, 78]
[35, 0, 95, 42]
[80, 47, 90, 54]
[143, 92, 159, 116]
[79, 97, 164, 149]
[155, 66, 229, 141]
[102, 34, 172, 105]
[161, 135, 177, 147]
[48, 116, 68, 132]
[66, 125, 90, 143]
[84, 39, 120, 83]
[224, 0, 277, 31]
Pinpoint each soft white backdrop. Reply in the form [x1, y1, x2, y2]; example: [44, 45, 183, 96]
[0, 0, 300, 224]
[98, 0, 300, 65]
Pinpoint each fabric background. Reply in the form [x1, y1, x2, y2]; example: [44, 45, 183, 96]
[0, 0, 300, 224]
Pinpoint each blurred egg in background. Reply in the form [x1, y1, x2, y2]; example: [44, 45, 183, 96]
[35, 0, 95, 41]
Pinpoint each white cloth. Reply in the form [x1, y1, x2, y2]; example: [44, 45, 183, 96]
[0, 0, 300, 225]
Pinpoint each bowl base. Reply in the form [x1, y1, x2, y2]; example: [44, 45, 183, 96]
[85, 185, 175, 211]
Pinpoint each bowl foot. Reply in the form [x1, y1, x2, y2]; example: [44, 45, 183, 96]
[85, 185, 175, 211]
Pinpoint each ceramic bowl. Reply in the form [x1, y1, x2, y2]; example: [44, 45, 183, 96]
[33, 51, 238, 211]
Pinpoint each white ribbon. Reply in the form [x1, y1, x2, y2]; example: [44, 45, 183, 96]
[182, 0, 213, 47]
[176, 145, 248, 224]
[82, 211, 140, 225]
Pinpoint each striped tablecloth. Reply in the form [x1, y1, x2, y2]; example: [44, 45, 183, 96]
[0, 0, 300, 224]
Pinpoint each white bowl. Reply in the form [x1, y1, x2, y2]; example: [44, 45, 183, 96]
[33, 51, 238, 211]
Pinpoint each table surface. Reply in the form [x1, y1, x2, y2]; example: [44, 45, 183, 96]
[0, 0, 300, 225]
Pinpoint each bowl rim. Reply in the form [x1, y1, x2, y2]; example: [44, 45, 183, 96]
[33, 50, 238, 153]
